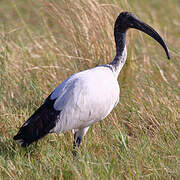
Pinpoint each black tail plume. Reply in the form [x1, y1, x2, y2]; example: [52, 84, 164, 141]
[13, 96, 61, 147]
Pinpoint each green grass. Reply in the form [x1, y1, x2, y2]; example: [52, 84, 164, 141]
[0, 0, 180, 179]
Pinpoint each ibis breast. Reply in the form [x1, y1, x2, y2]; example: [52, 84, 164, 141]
[51, 66, 120, 133]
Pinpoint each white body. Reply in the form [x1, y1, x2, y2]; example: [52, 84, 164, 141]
[50, 65, 120, 134]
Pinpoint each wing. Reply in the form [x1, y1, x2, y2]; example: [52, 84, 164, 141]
[51, 67, 120, 132]
[13, 72, 83, 146]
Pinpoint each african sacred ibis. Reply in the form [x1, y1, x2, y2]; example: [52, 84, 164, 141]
[14, 12, 170, 155]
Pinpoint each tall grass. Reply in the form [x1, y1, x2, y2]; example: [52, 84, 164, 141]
[0, 0, 179, 179]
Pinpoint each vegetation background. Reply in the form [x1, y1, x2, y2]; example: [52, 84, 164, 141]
[0, 0, 179, 179]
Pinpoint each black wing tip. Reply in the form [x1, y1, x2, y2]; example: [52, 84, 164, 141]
[13, 95, 59, 147]
[13, 127, 33, 147]
[13, 133, 21, 140]
[13, 134, 31, 147]
[13, 135, 18, 140]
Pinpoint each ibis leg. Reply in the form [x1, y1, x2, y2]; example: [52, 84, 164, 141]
[72, 126, 90, 158]
[73, 133, 82, 157]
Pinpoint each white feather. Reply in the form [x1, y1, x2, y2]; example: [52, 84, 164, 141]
[50, 65, 120, 133]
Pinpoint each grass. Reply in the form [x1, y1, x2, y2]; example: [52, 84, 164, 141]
[0, 0, 180, 179]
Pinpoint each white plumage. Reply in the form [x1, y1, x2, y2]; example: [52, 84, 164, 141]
[51, 65, 120, 133]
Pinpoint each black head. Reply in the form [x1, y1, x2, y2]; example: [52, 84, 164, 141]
[115, 12, 140, 32]
[115, 12, 170, 59]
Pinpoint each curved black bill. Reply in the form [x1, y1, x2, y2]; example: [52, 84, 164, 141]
[132, 19, 170, 59]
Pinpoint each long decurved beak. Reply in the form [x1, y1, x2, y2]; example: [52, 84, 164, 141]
[132, 19, 170, 59]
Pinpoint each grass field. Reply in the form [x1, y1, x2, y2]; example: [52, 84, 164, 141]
[0, 0, 180, 179]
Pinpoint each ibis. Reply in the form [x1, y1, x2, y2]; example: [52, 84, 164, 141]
[14, 12, 170, 155]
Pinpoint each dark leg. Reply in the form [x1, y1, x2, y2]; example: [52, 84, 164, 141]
[73, 135, 77, 157]
[72, 127, 89, 158]
[72, 132, 82, 158]
[76, 137, 82, 148]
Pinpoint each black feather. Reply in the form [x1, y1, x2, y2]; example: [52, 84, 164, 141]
[13, 95, 61, 147]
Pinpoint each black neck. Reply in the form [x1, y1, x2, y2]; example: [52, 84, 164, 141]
[109, 30, 127, 75]
[115, 30, 126, 56]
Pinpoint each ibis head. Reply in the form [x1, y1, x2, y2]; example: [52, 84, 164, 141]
[114, 12, 170, 59]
